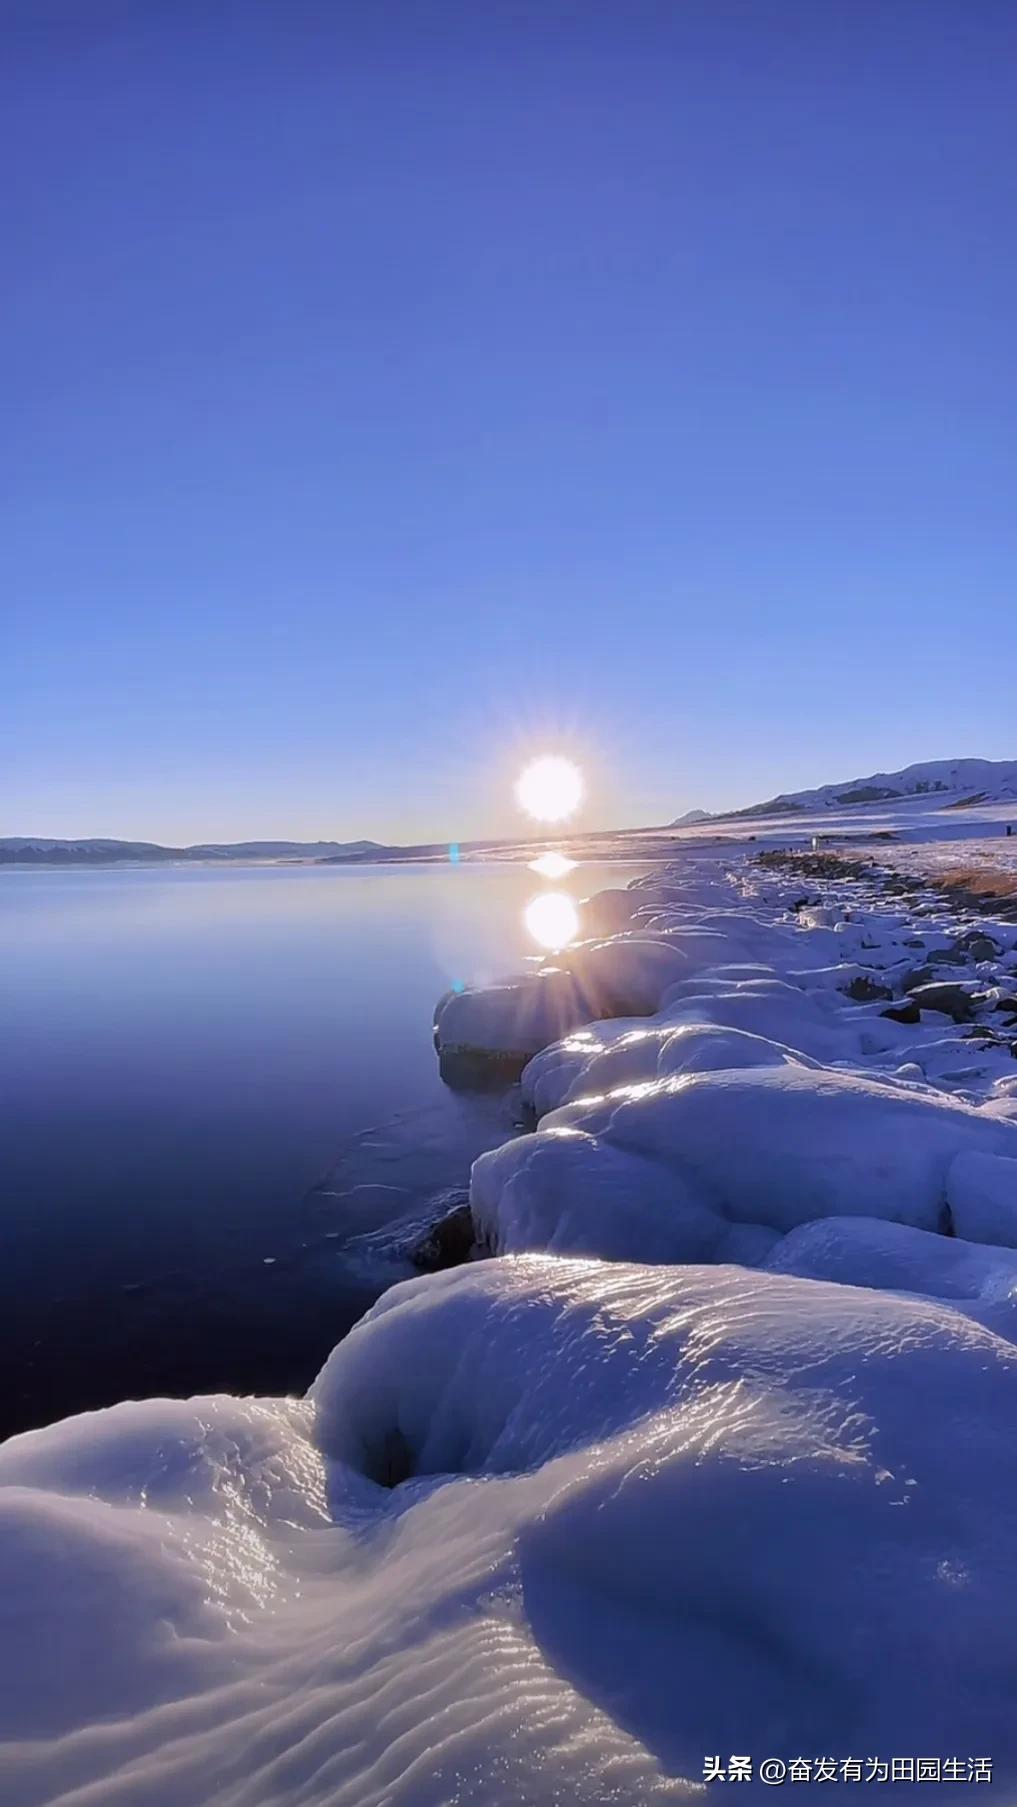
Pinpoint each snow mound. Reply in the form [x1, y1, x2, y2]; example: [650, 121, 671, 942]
[947, 1152, 1017, 1248]
[765, 1214, 1017, 1313]
[434, 933, 719, 1080]
[6, 1259, 1017, 1801]
[474, 1065, 1017, 1260]
[435, 899, 855, 1084]
[0, 1394, 325, 1752]
[522, 1018, 815, 1118]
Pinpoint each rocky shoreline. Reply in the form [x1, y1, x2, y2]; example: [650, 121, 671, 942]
[427, 846, 1017, 1268]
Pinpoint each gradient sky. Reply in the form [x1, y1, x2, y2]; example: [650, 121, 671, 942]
[4, 0, 1016, 844]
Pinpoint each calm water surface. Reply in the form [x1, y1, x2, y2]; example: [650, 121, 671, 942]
[0, 860, 643, 1438]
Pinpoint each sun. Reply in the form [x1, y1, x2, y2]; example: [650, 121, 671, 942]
[515, 756, 583, 824]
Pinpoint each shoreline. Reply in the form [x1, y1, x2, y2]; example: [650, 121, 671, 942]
[6, 841, 1017, 1799]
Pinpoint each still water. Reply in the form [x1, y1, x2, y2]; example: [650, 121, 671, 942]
[0, 859, 642, 1439]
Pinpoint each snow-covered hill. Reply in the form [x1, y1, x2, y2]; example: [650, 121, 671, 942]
[726, 757, 1017, 819]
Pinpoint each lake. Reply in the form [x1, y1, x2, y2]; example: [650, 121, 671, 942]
[0, 859, 643, 1440]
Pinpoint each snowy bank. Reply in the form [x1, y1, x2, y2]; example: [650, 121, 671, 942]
[459, 851, 1017, 1283]
[473, 1065, 1017, 1263]
[4, 1258, 1017, 1803]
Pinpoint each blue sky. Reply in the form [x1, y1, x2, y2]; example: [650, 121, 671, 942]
[4, 0, 1015, 843]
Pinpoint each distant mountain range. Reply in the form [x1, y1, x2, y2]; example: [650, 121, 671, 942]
[0, 838, 383, 866]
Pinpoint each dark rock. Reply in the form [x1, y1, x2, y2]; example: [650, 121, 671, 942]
[903, 965, 937, 992]
[843, 975, 893, 1002]
[908, 982, 979, 1024]
[410, 1198, 476, 1271]
[881, 999, 921, 1025]
[993, 997, 1017, 1016]
[961, 933, 1003, 962]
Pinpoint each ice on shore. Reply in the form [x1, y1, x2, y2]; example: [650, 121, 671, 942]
[474, 1064, 1017, 1262]
[5, 1258, 1017, 1803]
[432, 862, 844, 1081]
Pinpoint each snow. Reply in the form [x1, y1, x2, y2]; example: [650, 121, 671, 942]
[434, 931, 721, 1076]
[464, 838, 1017, 1325]
[765, 1213, 1017, 1305]
[8, 811, 1017, 1803]
[947, 1151, 1017, 1248]
[476, 1065, 1017, 1260]
[730, 755, 1017, 817]
[6, 1259, 1017, 1802]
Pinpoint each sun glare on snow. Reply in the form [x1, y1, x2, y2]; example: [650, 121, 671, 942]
[515, 756, 583, 823]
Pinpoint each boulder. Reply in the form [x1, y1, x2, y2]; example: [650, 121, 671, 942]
[843, 975, 893, 1003]
[909, 983, 980, 1024]
[959, 931, 1003, 961]
[410, 1197, 476, 1270]
[882, 999, 921, 1025]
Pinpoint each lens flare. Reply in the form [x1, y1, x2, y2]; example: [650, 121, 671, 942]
[516, 756, 583, 823]
[524, 891, 580, 951]
[529, 850, 576, 879]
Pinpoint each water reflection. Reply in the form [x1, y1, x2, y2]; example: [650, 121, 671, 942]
[528, 850, 577, 880]
[0, 859, 645, 1439]
[524, 891, 580, 951]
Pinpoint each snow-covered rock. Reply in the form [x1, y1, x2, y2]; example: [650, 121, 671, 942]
[5, 1258, 1017, 1802]
[435, 931, 732, 1081]
[765, 1213, 1017, 1308]
[474, 1065, 1017, 1260]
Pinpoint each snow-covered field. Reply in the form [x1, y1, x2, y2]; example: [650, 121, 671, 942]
[6, 802, 1017, 1804]
[881, 834, 1017, 882]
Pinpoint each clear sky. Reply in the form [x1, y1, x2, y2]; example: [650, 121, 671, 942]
[4, 0, 1015, 844]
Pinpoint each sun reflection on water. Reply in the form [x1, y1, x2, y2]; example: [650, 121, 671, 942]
[528, 850, 577, 880]
[524, 891, 580, 951]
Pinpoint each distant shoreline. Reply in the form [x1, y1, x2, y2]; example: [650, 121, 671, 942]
[0, 825, 688, 869]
